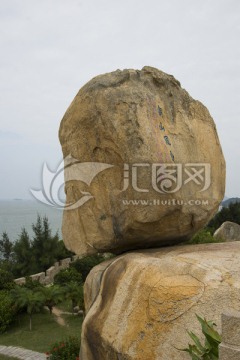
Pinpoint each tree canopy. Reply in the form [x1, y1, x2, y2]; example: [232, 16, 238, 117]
[0, 215, 74, 278]
[208, 202, 240, 231]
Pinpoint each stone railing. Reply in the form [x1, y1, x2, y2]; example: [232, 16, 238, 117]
[14, 255, 79, 286]
[219, 310, 240, 359]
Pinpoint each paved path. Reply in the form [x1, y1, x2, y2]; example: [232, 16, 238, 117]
[51, 306, 68, 327]
[0, 345, 45, 360]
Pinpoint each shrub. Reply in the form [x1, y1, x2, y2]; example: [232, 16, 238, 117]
[0, 290, 16, 333]
[0, 269, 15, 290]
[22, 276, 44, 290]
[47, 336, 80, 360]
[186, 228, 222, 245]
[54, 267, 82, 286]
[179, 314, 221, 359]
[70, 254, 107, 281]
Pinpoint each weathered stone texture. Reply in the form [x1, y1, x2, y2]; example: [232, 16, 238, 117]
[81, 242, 240, 360]
[214, 221, 240, 242]
[59, 66, 225, 256]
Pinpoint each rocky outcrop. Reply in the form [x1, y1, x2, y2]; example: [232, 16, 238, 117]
[219, 311, 240, 360]
[59, 66, 225, 257]
[80, 242, 240, 360]
[214, 221, 240, 242]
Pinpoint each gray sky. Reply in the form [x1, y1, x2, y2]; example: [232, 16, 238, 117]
[0, 0, 239, 199]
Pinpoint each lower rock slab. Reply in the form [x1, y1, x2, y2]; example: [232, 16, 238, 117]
[81, 242, 240, 360]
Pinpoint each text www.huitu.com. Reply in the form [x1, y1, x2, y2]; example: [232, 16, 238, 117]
[121, 199, 209, 206]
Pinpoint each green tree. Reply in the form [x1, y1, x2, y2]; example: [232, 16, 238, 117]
[63, 282, 84, 314]
[55, 240, 74, 260]
[13, 228, 33, 277]
[0, 269, 15, 290]
[0, 232, 13, 262]
[70, 254, 107, 281]
[36, 285, 64, 314]
[12, 217, 66, 277]
[10, 287, 44, 330]
[208, 202, 240, 231]
[54, 267, 83, 286]
[31, 215, 60, 273]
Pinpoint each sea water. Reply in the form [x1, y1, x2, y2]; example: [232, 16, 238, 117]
[0, 199, 63, 241]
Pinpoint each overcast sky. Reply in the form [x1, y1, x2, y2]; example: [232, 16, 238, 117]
[0, 0, 239, 199]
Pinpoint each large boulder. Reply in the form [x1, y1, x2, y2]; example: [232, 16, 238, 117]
[81, 242, 240, 360]
[59, 66, 225, 256]
[214, 221, 240, 242]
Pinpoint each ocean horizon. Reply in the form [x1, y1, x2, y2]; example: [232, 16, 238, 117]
[0, 199, 63, 241]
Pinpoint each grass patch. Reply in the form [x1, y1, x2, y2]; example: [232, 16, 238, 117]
[0, 310, 83, 353]
[0, 356, 19, 360]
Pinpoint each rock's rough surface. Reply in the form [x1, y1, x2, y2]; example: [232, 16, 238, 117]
[81, 242, 240, 360]
[59, 66, 225, 256]
[219, 311, 240, 360]
[214, 221, 240, 242]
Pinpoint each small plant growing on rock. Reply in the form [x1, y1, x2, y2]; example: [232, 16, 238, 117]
[180, 314, 221, 359]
